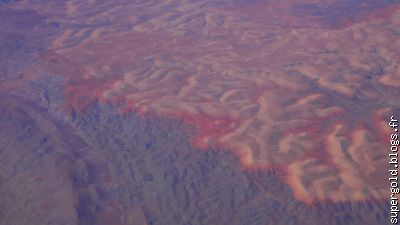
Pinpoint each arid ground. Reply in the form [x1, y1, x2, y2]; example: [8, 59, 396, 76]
[1, 0, 400, 225]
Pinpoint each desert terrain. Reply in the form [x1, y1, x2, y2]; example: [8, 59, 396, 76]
[0, 0, 399, 224]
